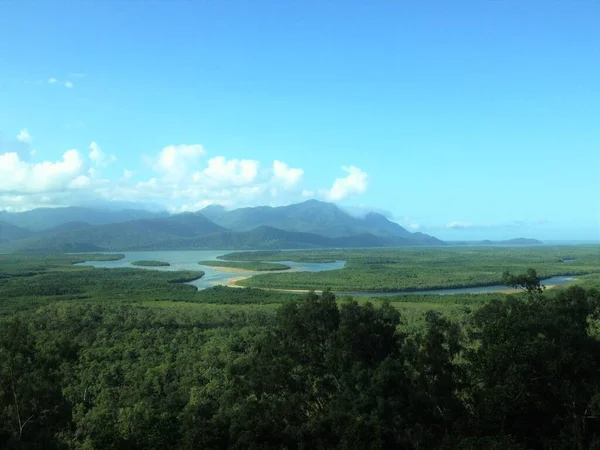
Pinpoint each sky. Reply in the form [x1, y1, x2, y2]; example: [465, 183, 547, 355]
[0, 0, 598, 240]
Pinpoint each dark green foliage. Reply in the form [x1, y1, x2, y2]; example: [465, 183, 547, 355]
[465, 285, 600, 449]
[502, 268, 545, 295]
[0, 317, 75, 449]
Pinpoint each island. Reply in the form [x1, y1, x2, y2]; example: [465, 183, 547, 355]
[131, 260, 171, 267]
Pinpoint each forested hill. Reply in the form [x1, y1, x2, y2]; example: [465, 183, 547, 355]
[0, 221, 33, 243]
[130, 225, 444, 251]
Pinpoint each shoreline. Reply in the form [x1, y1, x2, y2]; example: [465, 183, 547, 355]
[220, 282, 561, 296]
[202, 265, 298, 274]
[214, 276, 251, 288]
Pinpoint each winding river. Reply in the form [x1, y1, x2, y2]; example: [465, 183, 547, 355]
[76, 250, 578, 296]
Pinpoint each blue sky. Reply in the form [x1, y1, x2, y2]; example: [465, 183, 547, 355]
[0, 0, 598, 240]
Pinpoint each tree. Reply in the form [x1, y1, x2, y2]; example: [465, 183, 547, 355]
[0, 317, 73, 449]
[502, 268, 544, 296]
[466, 284, 600, 449]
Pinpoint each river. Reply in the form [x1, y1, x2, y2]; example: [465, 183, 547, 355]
[75, 250, 578, 296]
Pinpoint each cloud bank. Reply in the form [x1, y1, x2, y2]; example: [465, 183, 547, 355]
[0, 130, 370, 212]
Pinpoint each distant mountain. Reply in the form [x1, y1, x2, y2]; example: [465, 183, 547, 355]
[201, 199, 414, 238]
[5, 213, 225, 251]
[0, 200, 446, 252]
[38, 221, 93, 236]
[0, 221, 32, 243]
[0, 207, 168, 231]
[497, 238, 543, 245]
[448, 238, 544, 246]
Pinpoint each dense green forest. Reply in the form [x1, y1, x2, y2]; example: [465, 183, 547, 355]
[198, 260, 291, 271]
[221, 246, 600, 291]
[3, 253, 600, 448]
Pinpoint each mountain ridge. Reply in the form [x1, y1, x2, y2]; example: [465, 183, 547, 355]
[200, 199, 413, 238]
[0, 200, 443, 252]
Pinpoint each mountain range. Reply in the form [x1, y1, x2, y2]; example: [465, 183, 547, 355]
[0, 200, 445, 252]
[0, 200, 541, 253]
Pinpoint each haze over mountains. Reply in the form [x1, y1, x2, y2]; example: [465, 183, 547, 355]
[0, 200, 541, 252]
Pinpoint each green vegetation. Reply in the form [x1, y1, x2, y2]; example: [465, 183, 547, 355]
[2, 253, 600, 449]
[198, 260, 290, 271]
[222, 245, 600, 291]
[131, 260, 170, 267]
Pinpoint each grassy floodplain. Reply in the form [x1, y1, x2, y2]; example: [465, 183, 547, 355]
[221, 245, 600, 291]
[198, 260, 291, 271]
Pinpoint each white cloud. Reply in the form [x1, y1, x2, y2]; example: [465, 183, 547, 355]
[64, 81, 74, 88]
[0, 150, 85, 193]
[324, 165, 368, 201]
[154, 144, 205, 181]
[273, 160, 303, 187]
[0, 136, 372, 213]
[445, 221, 474, 229]
[69, 175, 92, 189]
[201, 156, 259, 186]
[398, 216, 421, 231]
[88, 141, 116, 167]
[16, 129, 32, 144]
[48, 77, 57, 84]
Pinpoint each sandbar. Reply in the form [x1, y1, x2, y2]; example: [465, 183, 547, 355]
[205, 266, 256, 274]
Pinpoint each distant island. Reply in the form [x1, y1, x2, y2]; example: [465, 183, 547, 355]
[447, 238, 543, 246]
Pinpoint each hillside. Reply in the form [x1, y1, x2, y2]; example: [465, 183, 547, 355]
[0, 207, 168, 231]
[130, 226, 444, 251]
[201, 199, 413, 238]
[0, 221, 33, 243]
